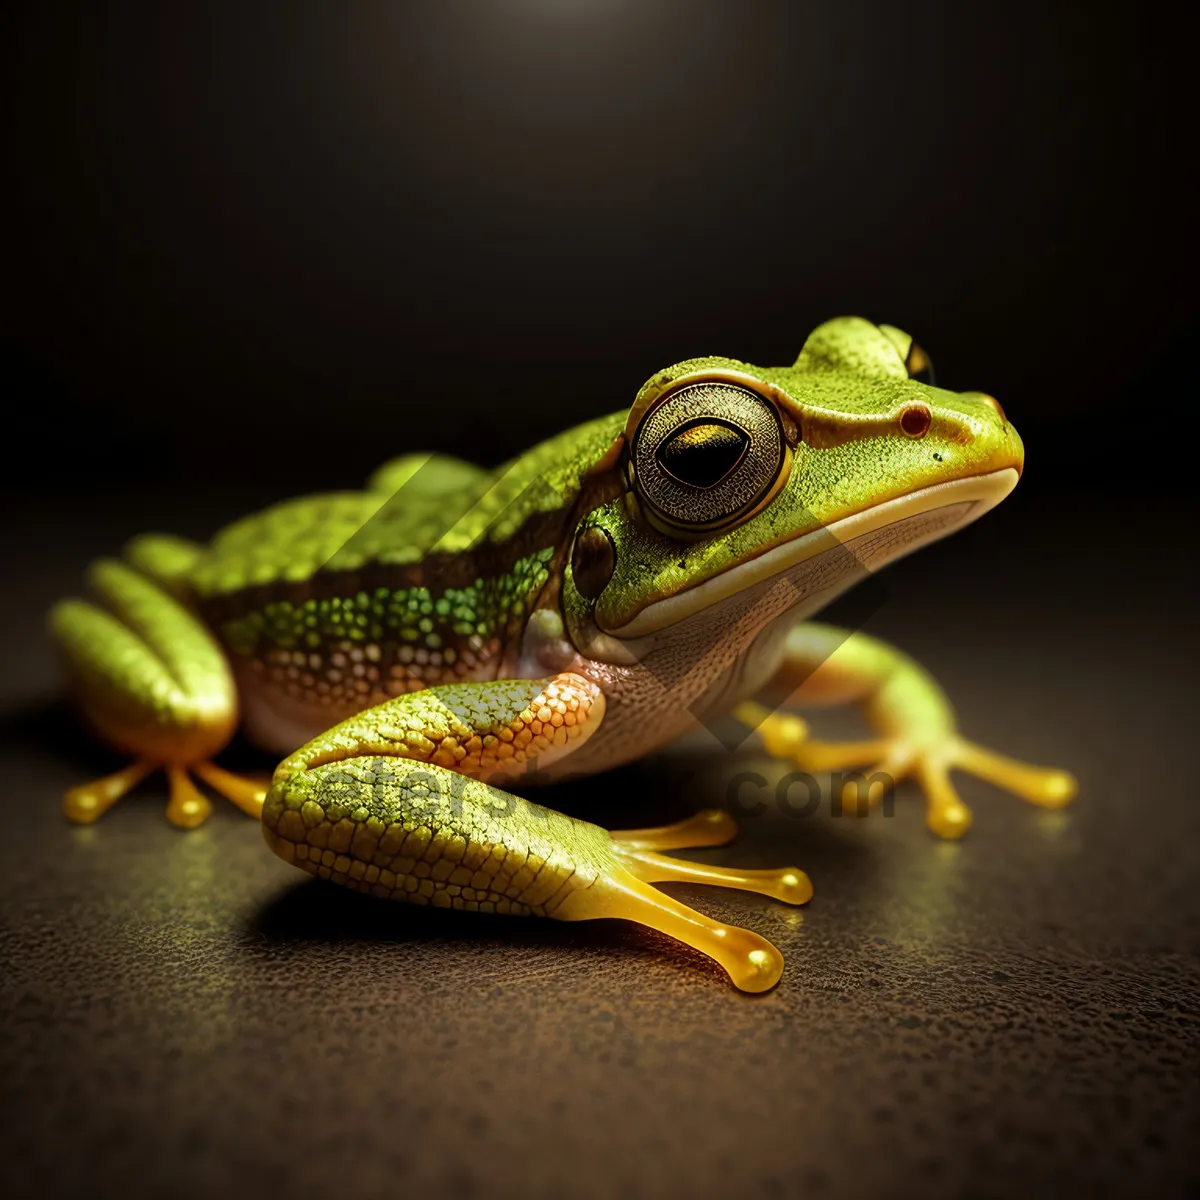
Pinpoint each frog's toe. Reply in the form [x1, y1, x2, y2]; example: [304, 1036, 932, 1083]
[913, 756, 974, 840]
[192, 761, 269, 819]
[737, 701, 893, 773]
[165, 765, 214, 828]
[834, 745, 915, 815]
[162, 763, 269, 828]
[951, 738, 1078, 810]
[608, 808, 739, 851]
[612, 841, 814, 906]
[560, 855, 794, 994]
[63, 760, 157, 824]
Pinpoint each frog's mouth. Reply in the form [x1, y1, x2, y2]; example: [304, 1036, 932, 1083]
[600, 467, 1018, 641]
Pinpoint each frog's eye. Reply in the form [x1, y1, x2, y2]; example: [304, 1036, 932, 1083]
[630, 381, 789, 535]
[877, 323, 935, 385]
[904, 342, 935, 386]
[657, 420, 748, 487]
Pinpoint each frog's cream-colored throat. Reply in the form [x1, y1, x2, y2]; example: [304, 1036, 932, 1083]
[605, 467, 1018, 639]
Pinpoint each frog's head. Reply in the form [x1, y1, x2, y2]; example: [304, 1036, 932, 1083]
[562, 316, 1023, 663]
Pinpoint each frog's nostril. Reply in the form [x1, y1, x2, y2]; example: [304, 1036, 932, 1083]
[976, 393, 1007, 422]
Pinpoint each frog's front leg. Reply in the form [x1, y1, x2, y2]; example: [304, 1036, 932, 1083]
[49, 555, 266, 828]
[263, 673, 811, 991]
[736, 622, 1077, 839]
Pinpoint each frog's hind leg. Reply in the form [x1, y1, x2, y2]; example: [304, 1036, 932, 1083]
[263, 678, 812, 991]
[50, 557, 264, 828]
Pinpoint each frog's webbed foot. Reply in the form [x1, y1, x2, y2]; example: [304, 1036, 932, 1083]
[737, 702, 1077, 839]
[592, 811, 813, 991]
[51, 557, 267, 828]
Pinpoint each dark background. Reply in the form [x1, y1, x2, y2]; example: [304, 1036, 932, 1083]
[2, 4, 1197, 1199]
[2, 1, 1194, 505]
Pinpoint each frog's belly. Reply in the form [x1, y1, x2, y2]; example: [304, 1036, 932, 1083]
[234, 669, 362, 755]
[232, 660, 504, 755]
[229, 641, 508, 755]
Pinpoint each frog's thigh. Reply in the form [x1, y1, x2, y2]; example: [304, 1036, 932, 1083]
[50, 559, 263, 827]
[263, 674, 810, 991]
[736, 622, 1077, 839]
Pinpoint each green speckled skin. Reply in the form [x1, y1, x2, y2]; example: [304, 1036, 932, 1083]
[264, 756, 610, 915]
[262, 670, 609, 911]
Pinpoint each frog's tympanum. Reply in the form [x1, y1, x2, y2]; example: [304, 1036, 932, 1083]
[51, 318, 1076, 991]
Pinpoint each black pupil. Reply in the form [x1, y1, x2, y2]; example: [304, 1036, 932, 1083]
[656, 420, 749, 488]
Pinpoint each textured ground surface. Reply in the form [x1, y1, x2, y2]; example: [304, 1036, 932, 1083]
[1, 489, 1197, 1200]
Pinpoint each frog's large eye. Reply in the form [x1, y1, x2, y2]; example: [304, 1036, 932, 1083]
[877, 322, 935, 385]
[630, 381, 789, 534]
[904, 342, 935, 386]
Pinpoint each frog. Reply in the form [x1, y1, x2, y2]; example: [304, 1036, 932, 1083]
[49, 316, 1076, 992]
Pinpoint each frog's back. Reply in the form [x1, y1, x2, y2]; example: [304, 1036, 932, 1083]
[184, 418, 624, 748]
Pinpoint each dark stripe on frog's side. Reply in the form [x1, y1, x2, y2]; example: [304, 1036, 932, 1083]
[199, 466, 627, 709]
[201, 542, 560, 706]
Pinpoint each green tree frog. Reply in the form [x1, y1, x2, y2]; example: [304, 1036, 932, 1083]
[49, 317, 1076, 991]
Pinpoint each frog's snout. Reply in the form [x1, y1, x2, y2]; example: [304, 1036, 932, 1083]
[988, 404, 1024, 478]
[955, 391, 1024, 478]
